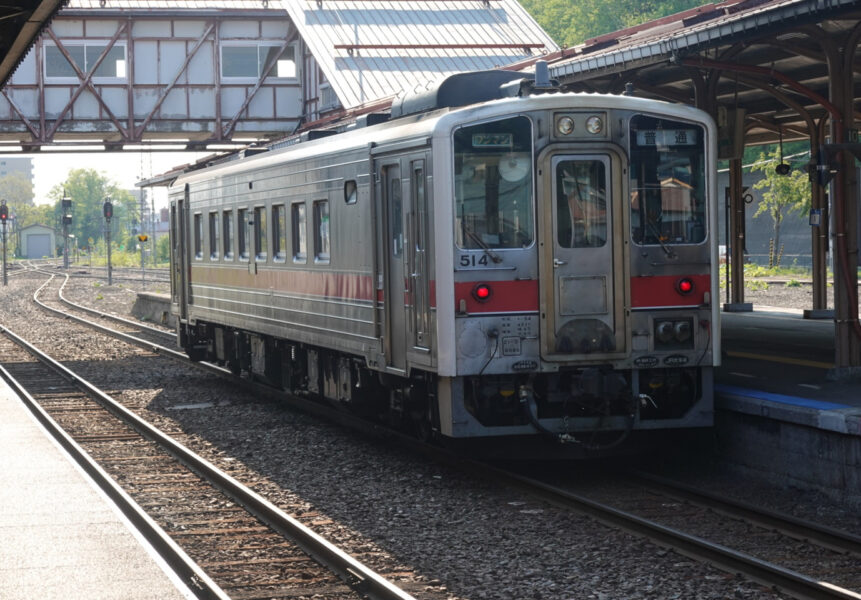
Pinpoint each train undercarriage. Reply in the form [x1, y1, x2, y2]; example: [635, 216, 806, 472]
[180, 320, 710, 456]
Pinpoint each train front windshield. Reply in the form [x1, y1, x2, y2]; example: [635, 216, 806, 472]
[453, 116, 534, 249]
[629, 115, 707, 247]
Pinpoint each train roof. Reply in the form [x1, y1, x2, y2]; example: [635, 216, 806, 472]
[169, 71, 714, 191]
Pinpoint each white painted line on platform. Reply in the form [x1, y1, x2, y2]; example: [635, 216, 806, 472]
[798, 384, 821, 390]
[729, 372, 756, 378]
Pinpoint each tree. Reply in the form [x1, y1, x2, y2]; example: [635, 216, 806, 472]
[748, 147, 810, 266]
[0, 172, 34, 207]
[521, 0, 705, 47]
[48, 169, 135, 247]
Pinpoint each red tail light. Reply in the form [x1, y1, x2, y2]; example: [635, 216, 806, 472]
[677, 277, 694, 295]
[472, 283, 492, 302]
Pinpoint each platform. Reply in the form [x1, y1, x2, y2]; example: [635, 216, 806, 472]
[0, 376, 193, 600]
[716, 307, 861, 505]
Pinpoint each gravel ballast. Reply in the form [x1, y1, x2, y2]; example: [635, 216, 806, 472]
[4, 267, 856, 599]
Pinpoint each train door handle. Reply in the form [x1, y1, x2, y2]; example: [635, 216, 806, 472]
[553, 258, 568, 267]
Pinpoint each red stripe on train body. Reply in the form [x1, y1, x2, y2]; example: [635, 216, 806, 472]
[630, 274, 711, 308]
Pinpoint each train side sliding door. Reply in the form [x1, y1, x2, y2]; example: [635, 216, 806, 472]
[170, 185, 191, 321]
[374, 142, 432, 374]
[379, 160, 407, 372]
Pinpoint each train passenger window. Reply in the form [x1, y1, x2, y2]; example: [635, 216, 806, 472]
[629, 115, 707, 246]
[314, 200, 330, 263]
[453, 116, 534, 249]
[254, 207, 267, 261]
[223, 210, 234, 260]
[292, 203, 306, 263]
[273, 204, 287, 261]
[556, 160, 607, 248]
[390, 180, 402, 258]
[238, 208, 249, 260]
[344, 180, 357, 205]
[209, 212, 220, 260]
[193, 213, 202, 260]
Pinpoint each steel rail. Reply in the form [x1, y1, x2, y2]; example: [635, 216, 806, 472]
[461, 462, 861, 600]
[631, 471, 861, 558]
[56, 272, 175, 338]
[0, 331, 230, 600]
[34, 274, 189, 361]
[24, 275, 416, 600]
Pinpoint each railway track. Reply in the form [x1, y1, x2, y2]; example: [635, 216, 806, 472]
[25, 268, 861, 599]
[479, 463, 861, 600]
[0, 305, 416, 600]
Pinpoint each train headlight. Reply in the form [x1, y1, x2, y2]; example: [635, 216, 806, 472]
[674, 320, 692, 342]
[655, 321, 674, 344]
[585, 115, 604, 134]
[557, 116, 575, 135]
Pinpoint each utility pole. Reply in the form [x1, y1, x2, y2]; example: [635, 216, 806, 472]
[104, 198, 113, 286]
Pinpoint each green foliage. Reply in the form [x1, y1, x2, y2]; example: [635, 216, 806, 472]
[748, 147, 810, 264]
[746, 279, 769, 291]
[786, 279, 801, 287]
[0, 172, 34, 207]
[743, 263, 809, 278]
[520, 0, 704, 46]
[156, 233, 171, 263]
[49, 168, 136, 248]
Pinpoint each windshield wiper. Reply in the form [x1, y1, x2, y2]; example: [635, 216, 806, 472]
[463, 225, 502, 264]
[647, 221, 677, 259]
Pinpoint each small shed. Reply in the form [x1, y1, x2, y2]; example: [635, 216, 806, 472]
[20, 224, 56, 258]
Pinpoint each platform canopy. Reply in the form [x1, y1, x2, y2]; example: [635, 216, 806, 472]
[0, 0, 65, 88]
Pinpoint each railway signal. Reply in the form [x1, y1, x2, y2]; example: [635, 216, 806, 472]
[61, 192, 72, 269]
[0, 200, 7, 286]
[103, 197, 113, 285]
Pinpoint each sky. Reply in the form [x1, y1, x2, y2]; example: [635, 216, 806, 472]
[27, 151, 210, 209]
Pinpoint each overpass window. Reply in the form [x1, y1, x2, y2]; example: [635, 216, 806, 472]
[221, 43, 297, 80]
[45, 42, 127, 80]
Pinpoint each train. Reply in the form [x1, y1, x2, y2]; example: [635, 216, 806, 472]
[169, 66, 719, 457]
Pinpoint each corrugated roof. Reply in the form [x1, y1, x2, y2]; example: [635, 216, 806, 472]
[548, 0, 854, 79]
[281, 0, 559, 109]
[64, 0, 277, 10]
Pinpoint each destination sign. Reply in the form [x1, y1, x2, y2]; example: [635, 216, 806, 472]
[636, 129, 697, 146]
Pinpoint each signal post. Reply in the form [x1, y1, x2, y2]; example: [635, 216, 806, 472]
[0, 200, 7, 286]
[103, 198, 113, 285]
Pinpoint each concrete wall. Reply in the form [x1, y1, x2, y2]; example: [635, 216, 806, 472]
[131, 291, 174, 329]
[715, 396, 861, 509]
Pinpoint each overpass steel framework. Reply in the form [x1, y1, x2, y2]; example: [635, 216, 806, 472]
[0, 5, 306, 152]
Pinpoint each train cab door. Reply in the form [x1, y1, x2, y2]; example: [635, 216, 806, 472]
[538, 151, 627, 360]
[380, 161, 408, 372]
